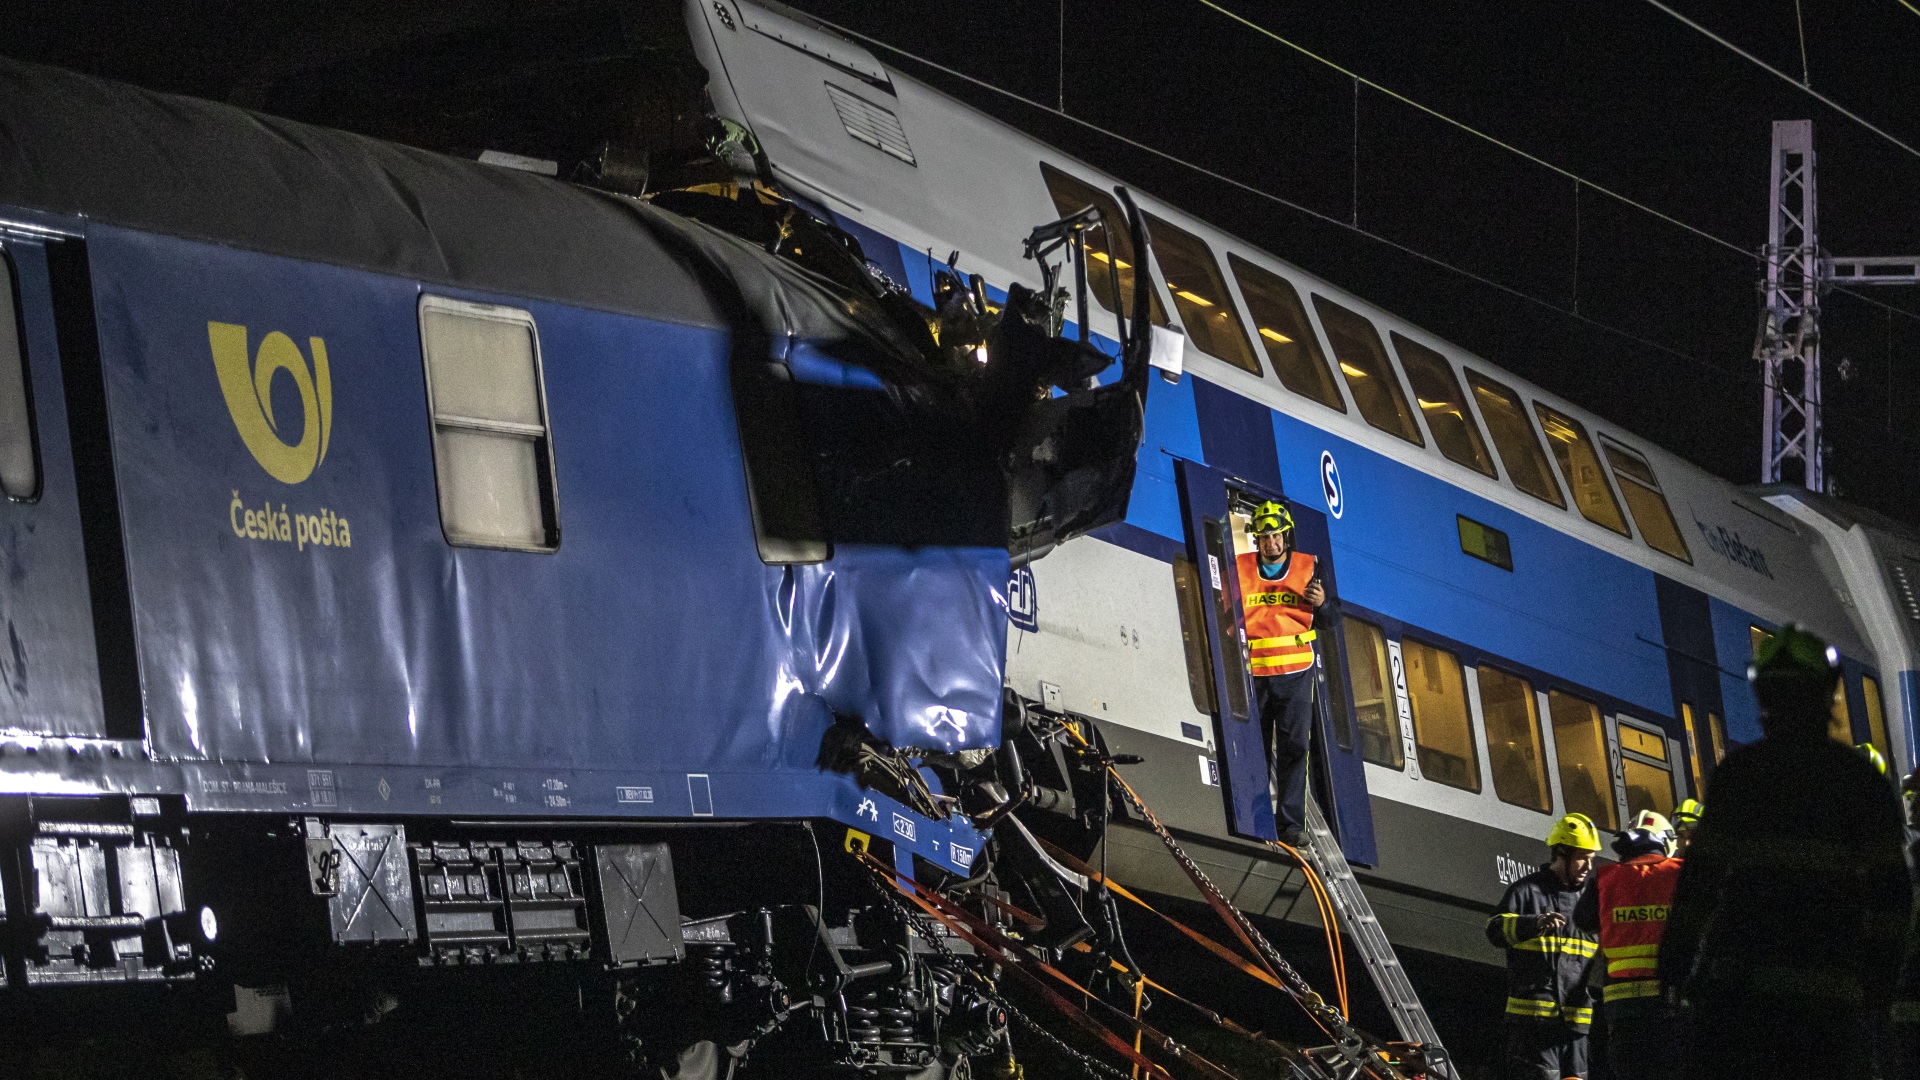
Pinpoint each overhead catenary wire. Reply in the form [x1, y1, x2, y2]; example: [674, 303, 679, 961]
[798, 9, 1920, 452]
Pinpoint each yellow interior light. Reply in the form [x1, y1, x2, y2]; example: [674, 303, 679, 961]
[1339, 362, 1368, 378]
[1259, 328, 1293, 344]
[1417, 398, 1445, 409]
[1173, 289, 1214, 307]
[1088, 251, 1131, 269]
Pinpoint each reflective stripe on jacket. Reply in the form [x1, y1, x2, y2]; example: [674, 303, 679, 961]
[1584, 853, 1682, 1006]
[1236, 550, 1316, 676]
[1487, 866, 1597, 1031]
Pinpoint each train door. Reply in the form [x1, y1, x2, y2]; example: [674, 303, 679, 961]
[1608, 714, 1682, 827]
[0, 226, 140, 741]
[1175, 458, 1377, 863]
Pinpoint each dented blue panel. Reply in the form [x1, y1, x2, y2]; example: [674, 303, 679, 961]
[23, 223, 1002, 871]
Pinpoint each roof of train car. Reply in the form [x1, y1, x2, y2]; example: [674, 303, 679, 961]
[0, 55, 919, 361]
[702, 1, 1872, 650]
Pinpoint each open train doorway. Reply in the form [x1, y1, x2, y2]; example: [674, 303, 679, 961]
[1175, 458, 1376, 864]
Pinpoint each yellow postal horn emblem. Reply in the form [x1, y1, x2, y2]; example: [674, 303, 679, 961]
[209, 322, 332, 484]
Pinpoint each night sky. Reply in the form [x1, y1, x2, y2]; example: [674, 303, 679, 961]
[7, 1, 1920, 525]
[777, 0, 1920, 527]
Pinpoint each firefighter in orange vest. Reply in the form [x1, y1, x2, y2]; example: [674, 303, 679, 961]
[1236, 500, 1324, 846]
[1574, 809, 1684, 1080]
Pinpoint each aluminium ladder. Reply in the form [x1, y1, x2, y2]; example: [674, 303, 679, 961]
[1299, 795, 1456, 1079]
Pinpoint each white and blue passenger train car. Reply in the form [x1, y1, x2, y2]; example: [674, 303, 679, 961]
[689, 0, 1920, 963]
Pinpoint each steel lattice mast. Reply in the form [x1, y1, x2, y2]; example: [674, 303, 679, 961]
[1756, 120, 1920, 492]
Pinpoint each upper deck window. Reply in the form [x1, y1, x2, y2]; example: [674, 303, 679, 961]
[1311, 296, 1424, 446]
[419, 296, 559, 551]
[1228, 255, 1343, 409]
[1392, 334, 1494, 477]
[1038, 164, 1167, 328]
[1534, 403, 1629, 536]
[1603, 441, 1691, 563]
[1143, 214, 1262, 376]
[0, 251, 36, 500]
[1465, 371, 1564, 508]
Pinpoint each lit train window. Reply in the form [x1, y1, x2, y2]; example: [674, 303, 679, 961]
[0, 251, 36, 500]
[1478, 667, 1550, 812]
[1464, 372, 1564, 508]
[1681, 702, 1707, 796]
[1342, 617, 1402, 769]
[1708, 711, 1727, 764]
[1037, 164, 1167, 328]
[1602, 442, 1691, 563]
[1143, 214, 1262, 376]
[1829, 676, 1852, 744]
[1403, 639, 1478, 791]
[418, 296, 559, 551]
[1228, 255, 1343, 410]
[1534, 404, 1628, 536]
[1549, 690, 1616, 830]
[1618, 720, 1676, 821]
[1311, 296, 1424, 446]
[1865, 676, 1890, 761]
[1391, 334, 1494, 477]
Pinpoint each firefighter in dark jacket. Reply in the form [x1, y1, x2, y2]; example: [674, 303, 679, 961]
[1574, 809, 1683, 1080]
[1660, 626, 1910, 1080]
[1488, 813, 1601, 1080]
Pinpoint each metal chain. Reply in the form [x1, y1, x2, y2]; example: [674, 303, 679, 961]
[863, 874, 1131, 1080]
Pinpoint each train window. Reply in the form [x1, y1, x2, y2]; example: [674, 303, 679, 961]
[1549, 690, 1617, 830]
[418, 296, 559, 551]
[1619, 720, 1676, 820]
[1709, 711, 1727, 763]
[1311, 297, 1424, 446]
[1342, 616, 1402, 769]
[1602, 442, 1691, 563]
[1143, 214, 1262, 376]
[1478, 667, 1550, 812]
[0, 252, 36, 500]
[1681, 702, 1707, 796]
[1392, 335, 1495, 477]
[1464, 372, 1565, 508]
[1228, 255, 1343, 409]
[1865, 675, 1890, 761]
[1038, 164, 1167, 327]
[1403, 639, 1478, 791]
[1172, 557, 1218, 715]
[1534, 404, 1628, 536]
[1829, 677, 1852, 744]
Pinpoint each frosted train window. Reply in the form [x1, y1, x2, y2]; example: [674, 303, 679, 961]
[1549, 690, 1616, 830]
[1403, 639, 1478, 792]
[1465, 371, 1564, 508]
[1144, 214, 1262, 376]
[1311, 296, 1424, 446]
[1229, 255, 1343, 410]
[0, 252, 37, 500]
[419, 296, 558, 551]
[1342, 616, 1402, 769]
[1479, 667, 1549, 812]
[1864, 676, 1890, 761]
[1602, 442, 1691, 563]
[1392, 334, 1494, 477]
[1534, 404, 1628, 536]
[1037, 164, 1167, 328]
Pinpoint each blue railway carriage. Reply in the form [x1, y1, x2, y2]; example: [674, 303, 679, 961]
[0, 53, 1159, 1069]
[688, 0, 1920, 965]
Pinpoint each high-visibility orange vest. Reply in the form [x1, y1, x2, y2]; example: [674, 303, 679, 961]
[1593, 853, 1683, 1004]
[1236, 550, 1318, 677]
